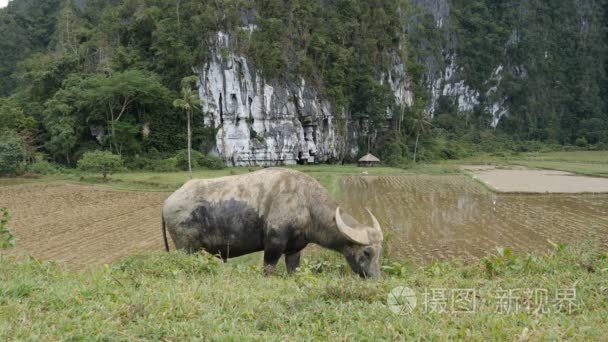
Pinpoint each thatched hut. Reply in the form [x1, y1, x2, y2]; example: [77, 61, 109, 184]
[358, 153, 380, 167]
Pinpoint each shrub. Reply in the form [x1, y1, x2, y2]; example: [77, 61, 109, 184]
[154, 157, 178, 172]
[0, 208, 15, 249]
[124, 155, 178, 172]
[175, 150, 225, 170]
[575, 137, 588, 147]
[77, 151, 123, 180]
[380, 137, 409, 166]
[28, 160, 62, 175]
[200, 155, 225, 170]
[0, 131, 26, 174]
[175, 149, 204, 171]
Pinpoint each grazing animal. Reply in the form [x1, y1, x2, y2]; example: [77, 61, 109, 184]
[161, 168, 384, 278]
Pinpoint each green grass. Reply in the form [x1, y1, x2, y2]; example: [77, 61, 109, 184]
[456, 151, 608, 177]
[1, 244, 606, 340]
[29, 163, 462, 195]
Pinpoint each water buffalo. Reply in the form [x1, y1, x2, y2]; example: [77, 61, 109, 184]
[161, 168, 383, 278]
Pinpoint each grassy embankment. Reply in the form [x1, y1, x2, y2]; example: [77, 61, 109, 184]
[1, 244, 607, 340]
[455, 151, 608, 177]
[2, 163, 461, 195]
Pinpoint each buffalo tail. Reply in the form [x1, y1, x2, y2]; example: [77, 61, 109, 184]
[161, 209, 169, 252]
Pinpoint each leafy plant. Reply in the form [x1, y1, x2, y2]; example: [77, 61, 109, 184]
[0, 208, 15, 249]
[175, 149, 204, 171]
[77, 150, 123, 180]
[28, 160, 62, 175]
[481, 247, 525, 278]
[0, 130, 26, 174]
[381, 261, 409, 278]
[200, 155, 225, 170]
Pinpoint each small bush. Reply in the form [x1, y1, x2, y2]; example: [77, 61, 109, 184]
[200, 155, 225, 170]
[575, 137, 588, 147]
[0, 208, 15, 249]
[154, 157, 178, 172]
[175, 149, 204, 170]
[175, 150, 225, 170]
[0, 131, 26, 174]
[28, 160, 62, 175]
[77, 151, 123, 180]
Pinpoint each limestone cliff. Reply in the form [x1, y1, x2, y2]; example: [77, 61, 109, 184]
[197, 32, 343, 167]
[411, 0, 508, 126]
[197, 32, 412, 166]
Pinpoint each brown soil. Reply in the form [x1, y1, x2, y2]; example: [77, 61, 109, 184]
[0, 183, 169, 268]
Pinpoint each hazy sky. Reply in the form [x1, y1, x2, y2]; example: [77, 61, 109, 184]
[0, 0, 8, 9]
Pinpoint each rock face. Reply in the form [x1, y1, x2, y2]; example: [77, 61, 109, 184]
[410, 0, 508, 127]
[197, 31, 413, 167]
[197, 32, 343, 166]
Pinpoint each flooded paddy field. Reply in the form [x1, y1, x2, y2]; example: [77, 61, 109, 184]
[341, 175, 608, 264]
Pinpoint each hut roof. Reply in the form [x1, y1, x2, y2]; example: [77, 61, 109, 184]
[358, 153, 380, 162]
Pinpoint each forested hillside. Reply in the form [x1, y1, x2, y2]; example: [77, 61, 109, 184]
[0, 0, 607, 170]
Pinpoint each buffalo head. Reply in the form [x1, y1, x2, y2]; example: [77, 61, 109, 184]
[335, 207, 383, 278]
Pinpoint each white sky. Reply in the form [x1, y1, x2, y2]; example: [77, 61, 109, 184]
[0, 0, 9, 9]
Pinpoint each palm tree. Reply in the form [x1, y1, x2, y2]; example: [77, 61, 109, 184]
[409, 110, 432, 163]
[173, 76, 200, 179]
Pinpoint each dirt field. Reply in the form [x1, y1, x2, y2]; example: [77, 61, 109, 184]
[462, 165, 608, 193]
[0, 183, 169, 268]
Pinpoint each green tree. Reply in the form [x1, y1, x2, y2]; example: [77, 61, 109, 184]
[0, 97, 36, 133]
[409, 109, 432, 163]
[77, 150, 123, 180]
[80, 70, 171, 154]
[173, 76, 200, 179]
[0, 130, 26, 174]
[0, 97, 38, 160]
[0, 0, 62, 96]
[43, 76, 84, 164]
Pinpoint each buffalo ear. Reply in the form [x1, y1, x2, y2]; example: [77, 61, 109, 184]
[335, 207, 371, 245]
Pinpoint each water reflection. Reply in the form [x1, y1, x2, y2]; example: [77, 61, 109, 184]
[340, 175, 608, 264]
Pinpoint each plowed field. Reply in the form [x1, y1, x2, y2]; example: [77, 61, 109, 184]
[0, 183, 169, 268]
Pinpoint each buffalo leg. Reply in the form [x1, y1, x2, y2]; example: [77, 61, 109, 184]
[263, 245, 284, 276]
[263, 227, 289, 276]
[285, 252, 301, 274]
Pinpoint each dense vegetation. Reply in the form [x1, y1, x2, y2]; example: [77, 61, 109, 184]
[450, 0, 608, 145]
[0, 0, 607, 173]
